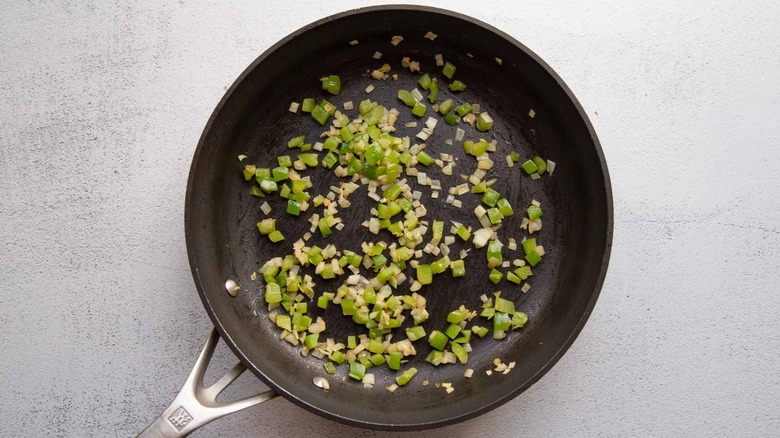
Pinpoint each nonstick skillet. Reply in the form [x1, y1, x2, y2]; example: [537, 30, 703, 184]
[139, 5, 612, 436]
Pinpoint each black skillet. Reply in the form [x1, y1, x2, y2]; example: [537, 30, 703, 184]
[138, 5, 612, 436]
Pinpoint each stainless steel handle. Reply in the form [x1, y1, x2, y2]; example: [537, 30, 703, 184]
[137, 329, 278, 437]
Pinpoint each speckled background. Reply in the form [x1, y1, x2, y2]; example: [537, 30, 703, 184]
[1, 1, 779, 437]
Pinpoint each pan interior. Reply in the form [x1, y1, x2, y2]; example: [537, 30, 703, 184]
[185, 6, 611, 430]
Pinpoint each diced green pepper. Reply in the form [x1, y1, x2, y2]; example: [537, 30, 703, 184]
[311, 105, 330, 125]
[451, 342, 468, 364]
[321, 75, 341, 95]
[249, 186, 265, 198]
[512, 311, 528, 328]
[442, 62, 456, 79]
[388, 351, 402, 370]
[406, 325, 426, 341]
[364, 105, 386, 126]
[527, 204, 543, 220]
[533, 156, 548, 174]
[322, 151, 338, 168]
[365, 142, 383, 165]
[257, 219, 275, 235]
[451, 259, 465, 277]
[288, 135, 305, 148]
[510, 152, 520, 162]
[456, 225, 471, 241]
[515, 265, 533, 280]
[428, 330, 448, 351]
[489, 269, 503, 284]
[396, 367, 417, 386]
[286, 199, 301, 216]
[260, 179, 278, 193]
[522, 238, 537, 254]
[494, 297, 515, 314]
[275, 314, 291, 331]
[397, 89, 417, 107]
[506, 271, 521, 284]
[301, 98, 315, 113]
[417, 264, 432, 285]
[482, 188, 500, 207]
[427, 79, 439, 103]
[411, 101, 426, 117]
[317, 295, 329, 309]
[349, 362, 366, 381]
[430, 257, 449, 274]
[243, 164, 256, 181]
[455, 102, 472, 117]
[493, 312, 511, 332]
[521, 159, 539, 174]
[444, 323, 461, 339]
[476, 112, 493, 131]
[444, 113, 459, 125]
[525, 249, 541, 266]
[264, 283, 281, 303]
[439, 99, 453, 115]
[383, 183, 402, 201]
[304, 333, 319, 349]
[497, 198, 514, 217]
[487, 207, 502, 224]
[416, 150, 434, 166]
[298, 153, 318, 167]
[341, 299, 357, 316]
[449, 80, 466, 91]
[418, 73, 432, 90]
[472, 325, 489, 338]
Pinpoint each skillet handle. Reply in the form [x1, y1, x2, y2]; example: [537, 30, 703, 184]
[137, 328, 278, 437]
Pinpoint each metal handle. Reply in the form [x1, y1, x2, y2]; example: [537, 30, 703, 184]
[137, 328, 278, 437]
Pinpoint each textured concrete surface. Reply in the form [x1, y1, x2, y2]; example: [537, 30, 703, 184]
[1, 1, 779, 437]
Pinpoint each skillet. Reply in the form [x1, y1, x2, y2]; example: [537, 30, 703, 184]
[139, 5, 612, 436]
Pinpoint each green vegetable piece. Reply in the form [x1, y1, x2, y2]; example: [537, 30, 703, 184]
[432, 220, 444, 242]
[366, 125, 381, 141]
[311, 104, 330, 125]
[451, 259, 465, 277]
[249, 186, 265, 197]
[418, 73, 432, 90]
[347, 335, 357, 349]
[377, 266, 394, 283]
[494, 297, 516, 314]
[416, 150, 434, 166]
[383, 183, 402, 201]
[487, 207, 502, 224]
[506, 271, 521, 284]
[323, 362, 337, 375]
[321, 75, 341, 95]
[515, 265, 533, 280]
[370, 353, 386, 366]
[264, 283, 281, 303]
[426, 350, 444, 366]
[428, 330, 448, 351]
[449, 80, 466, 91]
[278, 184, 291, 199]
[260, 179, 278, 193]
[427, 79, 439, 103]
[510, 152, 520, 162]
[301, 98, 315, 113]
[396, 367, 418, 386]
[322, 151, 338, 169]
[275, 314, 291, 331]
[527, 204, 543, 220]
[286, 199, 302, 216]
[497, 198, 514, 217]
[368, 339, 385, 354]
[453, 330, 471, 344]
[476, 112, 493, 131]
[256, 219, 275, 235]
[298, 153, 318, 167]
[412, 101, 426, 117]
[444, 323, 461, 339]
[533, 156, 548, 174]
[385, 295, 400, 311]
[323, 137, 340, 151]
[444, 113, 459, 125]
[272, 166, 289, 182]
[489, 269, 503, 284]
[398, 89, 417, 107]
[487, 240, 503, 269]
[451, 342, 468, 364]
[417, 264, 433, 285]
[493, 312, 511, 332]
[442, 62, 456, 79]
[294, 315, 311, 332]
[330, 350, 345, 365]
[472, 325, 490, 338]
[482, 188, 500, 207]
[276, 156, 292, 168]
[364, 105, 386, 126]
[455, 102, 472, 117]
[439, 99, 453, 115]
[388, 351, 402, 370]
[512, 311, 528, 328]
[320, 99, 335, 115]
[447, 308, 467, 324]
[317, 295, 329, 309]
[288, 135, 305, 148]
[242, 164, 256, 181]
[525, 249, 542, 266]
[365, 142, 383, 165]
[304, 333, 319, 349]
[349, 362, 366, 381]
[430, 257, 449, 274]
[522, 238, 537, 254]
[340, 299, 357, 316]
[406, 325, 426, 341]
[456, 225, 471, 241]
[521, 159, 539, 174]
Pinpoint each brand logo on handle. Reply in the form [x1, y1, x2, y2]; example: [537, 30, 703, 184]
[168, 406, 193, 431]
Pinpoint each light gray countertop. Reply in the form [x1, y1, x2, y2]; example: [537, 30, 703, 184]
[1, 1, 779, 436]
